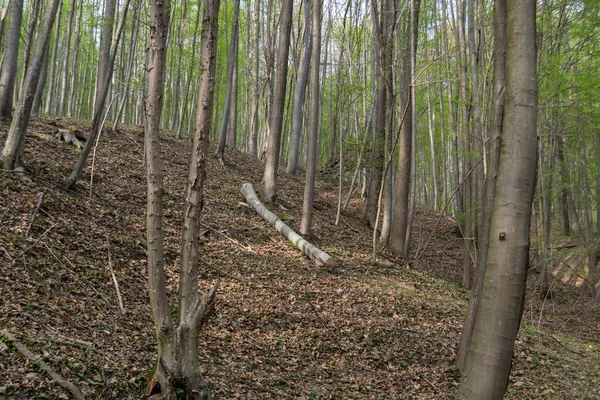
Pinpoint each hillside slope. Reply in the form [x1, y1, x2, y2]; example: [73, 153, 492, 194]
[1, 118, 598, 399]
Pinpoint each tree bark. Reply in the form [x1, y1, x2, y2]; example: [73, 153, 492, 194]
[216, 0, 240, 164]
[0, 0, 23, 121]
[300, 0, 321, 236]
[63, 0, 130, 189]
[456, 0, 505, 373]
[457, 0, 537, 397]
[242, 183, 335, 266]
[263, 0, 293, 202]
[390, 0, 420, 256]
[286, 0, 311, 175]
[58, 0, 77, 116]
[248, 0, 261, 157]
[2, 0, 61, 170]
[145, 0, 220, 398]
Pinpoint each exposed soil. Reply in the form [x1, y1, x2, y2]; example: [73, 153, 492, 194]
[0, 118, 598, 399]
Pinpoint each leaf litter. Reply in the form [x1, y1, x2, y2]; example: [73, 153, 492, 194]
[0, 118, 598, 399]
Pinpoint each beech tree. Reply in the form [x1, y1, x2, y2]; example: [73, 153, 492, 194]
[286, 0, 311, 175]
[0, 0, 23, 121]
[300, 0, 321, 236]
[263, 0, 293, 202]
[457, 0, 538, 397]
[144, 0, 220, 397]
[216, 0, 240, 164]
[2, 0, 62, 170]
[63, 0, 130, 189]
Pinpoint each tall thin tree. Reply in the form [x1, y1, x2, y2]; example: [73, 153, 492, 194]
[263, 0, 294, 202]
[457, 0, 538, 397]
[144, 0, 220, 397]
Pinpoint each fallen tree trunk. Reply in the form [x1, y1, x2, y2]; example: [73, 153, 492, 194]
[241, 182, 336, 267]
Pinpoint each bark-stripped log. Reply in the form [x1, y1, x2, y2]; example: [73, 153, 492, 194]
[241, 183, 336, 267]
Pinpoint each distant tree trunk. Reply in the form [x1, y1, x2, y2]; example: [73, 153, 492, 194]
[0, 0, 23, 121]
[249, 0, 260, 157]
[93, 0, 117, 116]
[391, 0, 420, 256]
[58, 0, 77, 116]
[377, 0, 396, 245]
[31, 48, 49, 119]
[169, 0, 187, 131]
[2, 0, 61, 170]
[425, 46, 438, 211]
[556, 133, 571, 237]
[144, 0, 220, 398]
[300, 0, 321, 236]
[216, 0, 240, 164]
[114, 4, 141, 132]
[456, 0, 505, 373]
[457, 1, 537, 398]
[286, 0, 311, 175]
[67, 0, 83, 117]
[64, 0, 130, 189]
[365, 0, 386, 229]
[227, 47, 239, 151]
[20, 0, 42, 93]
[43, 0, 62, 115]
[456, 0, 473, 290]
[176, 3, 200, 139]
[263, 0, 293, 202]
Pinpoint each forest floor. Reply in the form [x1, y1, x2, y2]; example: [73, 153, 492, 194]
[0, 118, 599, 399]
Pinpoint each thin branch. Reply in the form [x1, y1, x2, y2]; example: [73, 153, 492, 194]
[107, 237, 125, 314]
[415, 158, 483, 262]
[191, 280, 220, 329]
[1, 330, 86, 400]
[26, 192, 45, 237]
[11, 223, 57, 265]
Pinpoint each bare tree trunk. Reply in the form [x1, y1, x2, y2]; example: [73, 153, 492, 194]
[64, 0, 130, 189]
[365, 0, 386, 230]
[67, 0, 83, 117]
[216, 0, 240, 163]
[114, 4, 141, 131]
[31, 45, 49, 119]
[300, 0, 321, 236]
[263, 0, 293, 202]
[457, 1, 537, 397]
[0, 0, 23, 121]
[227, 46, 239, 151]
[176, 3, 200, 139]
[456, 0, 505, 374]
[556, 133, 571, 236]
[145, 0, 219, 398]
[2, 0, 62, 170]
[391, 0, 420, 257]
[286, 0, 311, 175]
[93, 0, 117, 116]
[169, 0, 187, 131]
[43, 0, 62, 115]
[58, 0, 77, 116]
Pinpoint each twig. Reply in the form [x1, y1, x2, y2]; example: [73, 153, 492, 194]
[414, 158, 483, 262]
[41, 242, 115, 312]
[201, 258, 329, 328]
[0, 246, 12, 260]
[199, 221, 256, 253]
[11, 223, 57, 265]
[52, 336, 114, 359]
[26, 192, 45, 237]
[1, 330, 86, 400]
[107, 237, 125, 315]
[546, 334, 586, 357]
